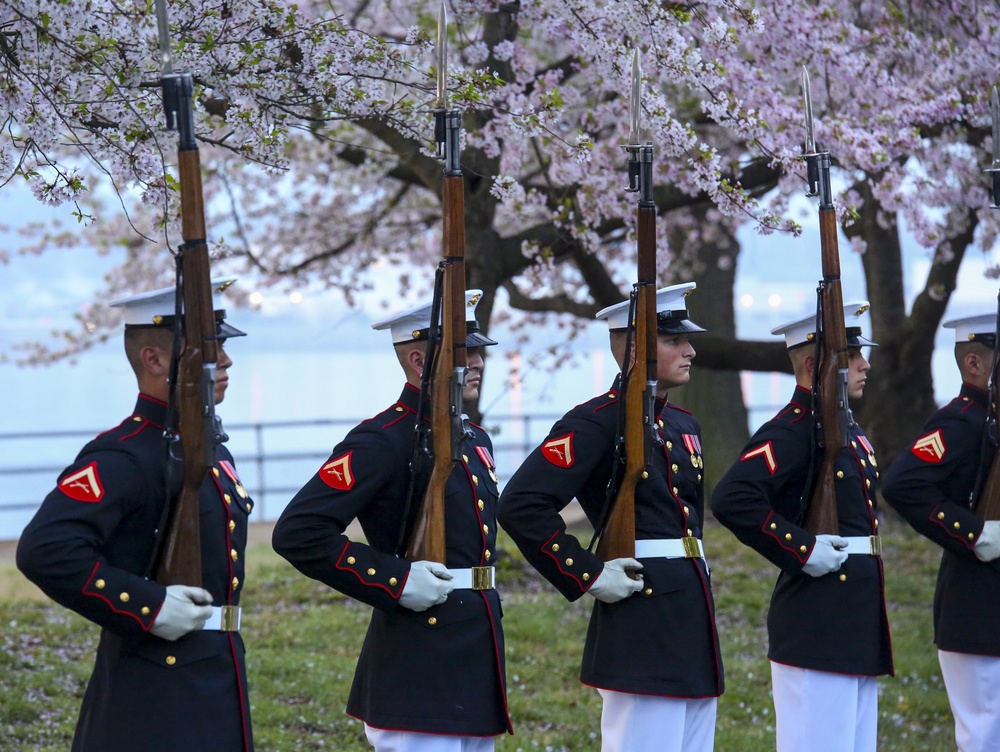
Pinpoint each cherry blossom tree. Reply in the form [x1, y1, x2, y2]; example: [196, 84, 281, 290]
[3, 0, 1000, 466]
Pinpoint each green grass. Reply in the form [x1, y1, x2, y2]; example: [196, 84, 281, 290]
[0, 517, 957, 751]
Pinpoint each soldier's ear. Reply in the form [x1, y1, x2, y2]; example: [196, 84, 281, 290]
[801, 352, 816, 376]
[139, 344, 171, 378]
[964, 350, 989, 377]
[406, 347, 425, 376]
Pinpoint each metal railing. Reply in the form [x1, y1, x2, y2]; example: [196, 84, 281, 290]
[0, 413, 564, 536]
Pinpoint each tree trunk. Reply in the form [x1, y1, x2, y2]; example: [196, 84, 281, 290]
[667, 212, 750, 496]
[844, 180, 976, 466]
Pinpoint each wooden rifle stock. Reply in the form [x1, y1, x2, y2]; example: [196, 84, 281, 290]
[404, 110, 467, 563]
[596, 207, 656, 561]
[153, 8, 217, 585]
[802, 204, 849, 535]
[975, 449, 1000, 521]
[974, 296, 1000, 521]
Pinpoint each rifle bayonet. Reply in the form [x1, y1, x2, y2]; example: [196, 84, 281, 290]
[433, 3, 461, 174]
[801, 66, 822, 199]
[155, 0, 173, 76]
[624, 50, 653, 206]
[434, 4, 448, 111]
[986, 86, 1000, 208]
[627, 49, 641, 148]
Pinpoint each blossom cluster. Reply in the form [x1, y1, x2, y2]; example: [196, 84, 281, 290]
[2, 0, 999, 361]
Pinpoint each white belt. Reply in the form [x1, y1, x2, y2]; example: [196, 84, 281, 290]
[448, 566, 495, 590]
[634, 537, 705, 559]
[840, 536, 882, 556]
[203, 605, 241, 631]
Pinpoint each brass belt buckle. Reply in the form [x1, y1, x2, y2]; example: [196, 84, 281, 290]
[220, 605, 240, 631]
[471, 566, 493, 590]
[869, 535, 882, 556]
[681, 536, 701, 558]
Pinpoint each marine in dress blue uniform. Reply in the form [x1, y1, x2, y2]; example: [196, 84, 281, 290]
[499, 283, 723, 752]
[881, 313, 1000, 751]
[272, 290, 510, 752]
[711, 301, 892, 752]
[16, 279, 254, 752]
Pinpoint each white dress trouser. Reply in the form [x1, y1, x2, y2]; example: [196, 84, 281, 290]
[364, 724, 495, 752]
[597, 689, 717, 752]
[939, 650, 1000, 752]
[770, 661, 878, 752]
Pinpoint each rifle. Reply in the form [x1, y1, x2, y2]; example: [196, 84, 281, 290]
[593, 50, 659, 563]
[800, 67, 852, 536]
[973, 89, 1000, 520]
[153, 0, 224, 586]
[973, 292, 1000, 520]
[402, 4, 468, 563]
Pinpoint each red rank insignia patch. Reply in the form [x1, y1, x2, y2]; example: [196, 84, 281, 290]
[321, 452, 355, 490]
[59, 462, 105, 503]
[741, 441, 777, 475]
[912, 430, 945, 463]
[542, 433, 574, 468]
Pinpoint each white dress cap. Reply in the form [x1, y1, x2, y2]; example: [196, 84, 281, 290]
[771, 300, 875, 349]
[595, 282, 706, 334]
[108, 276, 245, 337]
[371, 288, 497, 346]
[943, 313, 998, 346]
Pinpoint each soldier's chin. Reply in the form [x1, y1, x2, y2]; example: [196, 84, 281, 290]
[462, 386, 480, 402]
[664, 371, 690, 389]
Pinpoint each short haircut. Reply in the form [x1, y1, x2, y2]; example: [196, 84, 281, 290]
[955, 341, 994, 373]
[123, 327, 174, 377]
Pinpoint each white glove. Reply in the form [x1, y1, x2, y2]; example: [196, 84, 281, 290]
[588, 558, 644, 603]
[399, 560, 455, 612]
[802, 534, 849, 577]
[151, 585, 213, 641]
[975, 520, 1000, 562]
